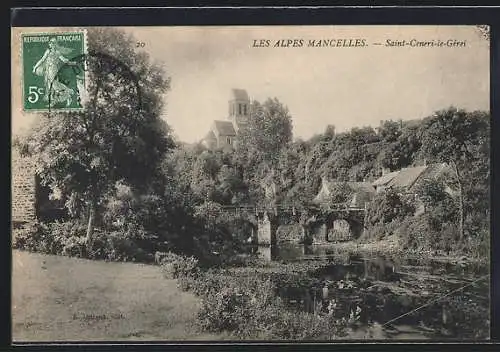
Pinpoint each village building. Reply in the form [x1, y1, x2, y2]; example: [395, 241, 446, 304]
[313, 177, 377, 209]
[371, 162, 458, 215]
[371, 163, 455, 195]
[202, 88, 250, 149]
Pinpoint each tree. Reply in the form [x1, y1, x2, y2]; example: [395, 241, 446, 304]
[328, 182, 354, 205]
[216, 164, 249, 205]
[419, 107, 490, 240]
[237, 98, 293, 166]
[17, 28, 175, 253]
[379, 121, 422, 171]
[234, 98, 293, 206]
[365, 187, 415, 226]
[317, 127, 380, 182]
[377, 120, 401, 143]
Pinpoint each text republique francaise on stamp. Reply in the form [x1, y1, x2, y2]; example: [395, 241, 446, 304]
[21, 31, 87, 112]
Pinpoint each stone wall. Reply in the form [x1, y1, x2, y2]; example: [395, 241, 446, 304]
[12, 150, 37, 223]
[276, 224, 303, 243]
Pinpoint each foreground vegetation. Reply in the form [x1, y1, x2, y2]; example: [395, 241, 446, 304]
[159, 253, 358, 340]
[157, 252, 489, 340]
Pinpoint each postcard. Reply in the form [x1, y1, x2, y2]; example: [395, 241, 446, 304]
[11, 25, 490, 342]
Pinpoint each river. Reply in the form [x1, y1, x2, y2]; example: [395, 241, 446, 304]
[255, 243, 490, 340]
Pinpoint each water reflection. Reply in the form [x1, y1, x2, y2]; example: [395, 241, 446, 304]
[254, 243, 490, 340]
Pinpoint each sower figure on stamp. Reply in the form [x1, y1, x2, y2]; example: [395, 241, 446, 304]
[32, 37, 78, 107]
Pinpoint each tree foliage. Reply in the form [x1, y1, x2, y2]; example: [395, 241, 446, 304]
[419, 107, 490, 239]
[237, 98, 293, 166]
[17, 28, 175, 251]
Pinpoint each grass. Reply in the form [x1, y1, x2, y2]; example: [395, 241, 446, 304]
[12, 249, 232, 342]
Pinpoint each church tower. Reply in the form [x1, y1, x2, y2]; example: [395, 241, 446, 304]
[228, 88, 250, 132]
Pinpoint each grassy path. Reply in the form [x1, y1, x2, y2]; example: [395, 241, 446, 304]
[12, 250, 230, 342]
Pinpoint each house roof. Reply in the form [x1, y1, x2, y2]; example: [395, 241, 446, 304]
[372, 163, 452, 191]
[387, 165, 428, 189]
[212, 120, 236, 136]
[231, 88, 249, 101]
[419, 162, 449, 180]
[372, 171, 399, 187]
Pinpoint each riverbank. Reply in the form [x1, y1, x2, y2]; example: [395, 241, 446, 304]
[310, 236, 488, 266]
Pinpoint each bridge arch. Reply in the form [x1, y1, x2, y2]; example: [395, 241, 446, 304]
[221, 204, 367, 246]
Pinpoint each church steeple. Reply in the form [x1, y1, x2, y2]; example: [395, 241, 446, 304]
[228, 88, 249, 132]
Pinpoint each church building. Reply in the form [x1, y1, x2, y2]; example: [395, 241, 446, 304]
[202, 88, 250, 149]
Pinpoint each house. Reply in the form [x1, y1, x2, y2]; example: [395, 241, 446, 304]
[372, 163, 455, 195]
[372, 166, 427, 194]
[313, 176, 376, 209]
[202, 88, 250, 149]
[371, 169, 400, 193]
[371, 163, 458, 214]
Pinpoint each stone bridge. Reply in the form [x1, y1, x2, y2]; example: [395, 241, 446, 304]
[220, 204, 367, 246]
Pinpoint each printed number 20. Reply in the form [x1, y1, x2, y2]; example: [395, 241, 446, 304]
[136, 42, 145, 47]
[27, 86, 44, 104]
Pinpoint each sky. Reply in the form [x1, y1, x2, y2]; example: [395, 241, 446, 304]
[12, 26, 489, 143]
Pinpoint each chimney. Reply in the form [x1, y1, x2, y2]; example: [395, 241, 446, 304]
[382, 167, 390, 176]
[423, 158, 427, 167]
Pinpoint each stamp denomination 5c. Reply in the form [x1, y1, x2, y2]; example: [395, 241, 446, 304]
[21, 31, 87, 112]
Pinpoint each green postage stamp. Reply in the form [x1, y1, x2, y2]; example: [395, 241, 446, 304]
[21, 31, 87, 112]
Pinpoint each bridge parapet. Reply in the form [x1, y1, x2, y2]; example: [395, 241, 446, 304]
[218, 203, 367, 245]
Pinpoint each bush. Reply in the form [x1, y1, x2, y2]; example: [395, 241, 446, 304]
[12, 218, 155, 262]
[392, 214, 464, 254]
[12, 221, 50, 251]
[196, 273, 277, 337]
[12, 220, 88, 256]
[190, 266, 350, 339]
[161, 252, 200, 280]
[365, 188, 415, 227]
[61, 235, 87, 257]
[463, 228, 490, 261]
[359, 221, 400, 243]
[50, 221, 88, 257]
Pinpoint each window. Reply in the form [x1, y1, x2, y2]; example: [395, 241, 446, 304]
[227, 137, 232, 145]
[239, 104, 242, 115]
[243, 104, 247, 115]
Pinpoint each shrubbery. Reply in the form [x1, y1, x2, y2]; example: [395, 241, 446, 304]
[161, 252, 199, 279]
[361, 180, 488, 261]
[194, 269, 349, 339]
[365, 188, 415, 227]
[12, 219, 156, 262]
[161, 256, 353, 340]
[12, 221, 51, 253]
[13, 221, 88, 257]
